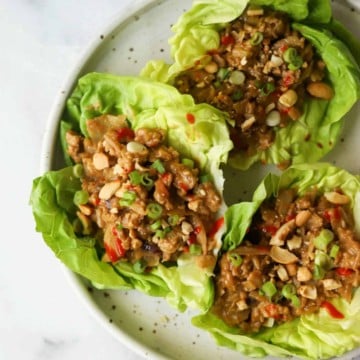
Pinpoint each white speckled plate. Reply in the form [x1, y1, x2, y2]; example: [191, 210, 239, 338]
[41, 0, 360, 359]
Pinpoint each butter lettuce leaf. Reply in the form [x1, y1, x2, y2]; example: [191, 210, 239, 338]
[141, 0, 360, 170]
[62, 72, 232, 191]
[195, 163, 360, 358]
[224, 163, 360, 250]
[31, 73, 232, 312]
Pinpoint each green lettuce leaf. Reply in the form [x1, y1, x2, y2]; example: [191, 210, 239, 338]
[62, 72, 232, 191]
[323, 18, 360, 67]
[31, 73, 233, 312]
[141, 0, 360, 170]
[194, 163, 360, 358]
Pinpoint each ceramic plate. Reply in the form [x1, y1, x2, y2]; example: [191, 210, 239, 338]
[41, 0, 360, 359]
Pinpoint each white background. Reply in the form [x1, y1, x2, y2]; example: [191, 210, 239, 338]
[0, 0, 144, 359]
[1, 1, 360, 360]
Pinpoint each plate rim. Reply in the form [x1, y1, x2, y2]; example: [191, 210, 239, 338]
[40, 0, 174, 359]
[39, 0, 360, 359]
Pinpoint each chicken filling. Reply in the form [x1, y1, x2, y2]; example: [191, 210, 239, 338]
[174, 5, 333, 164]
[66, 114, 222, 272]
[213, 187, 360, 332]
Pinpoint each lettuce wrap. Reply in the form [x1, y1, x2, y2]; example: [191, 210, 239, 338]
[31, 72, 233, 312]
[193, 163, 360, 359]
[141, 0, 360, 170]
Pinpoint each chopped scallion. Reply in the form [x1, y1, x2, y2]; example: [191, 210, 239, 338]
[119, 191, 137, 207]
[150, 220, 162, 231]
[281, 284, 296, 299]
[155, 226, 171, 239]
[228, 253, 243, 267]
[141, 173, 154, 189]
[151, 159, 166, 174]
[330, 244, 340, 259]
[129, 170, 142, 185]
[314, 250, 333, 270]
[73, 190, 89, 206]
[73, 164, 84, 178]
[283, 47, 303, 70]
[290, 295, 301, 308]
[146, 202, 163, 220]
[283, 48, 297, 63]
[314, 229, 334, 251]
[250, 31, 263, 46]
[261, 281, 277, 299]
[217, 68, 230, 81]
[313, 264, 326, 280]
[168, 214, 180, 226]
[260, 82, 275, 96]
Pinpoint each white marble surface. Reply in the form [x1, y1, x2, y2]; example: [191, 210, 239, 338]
[0, 0, 144, 359]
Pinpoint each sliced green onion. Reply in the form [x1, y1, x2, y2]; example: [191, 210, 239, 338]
[147, 202, 163, 220]
[151, 159, 166, 174]
[260, 82, 275, 96]
[133, 259, 147, 274]
[150, 220, 162, 231]
[314, 250, 333, 270]
[73, 190, 89, 206]
[283, 48, 297, 63]
[73, 164, 84, 178]
[281, 284, 296, 299]
[232, 89, 243, 101]
[217, 68, 230, 81]
[314, 229, 334, 251]
[330, 244, 340, 259]
[228, 253, 243, 266]
[250, 31, 263, 46]
[155, 226, 171, 239]
[288, 57, 303, 70]
[189, 244, 202, 255]
[116, 223, 123, 231]
[313, 264, 326, 280]
[129, 170, 142, 185]
[168, 214, 180, 226]
[290, 295, 301, 308]
[283, 47, 303, 70]
[261, 281, 277, 299]
[129, 171, 154, 189]
[181, 158, 194, 169]
[141, 173, 154, 189]
[119, 191, 137, 207]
